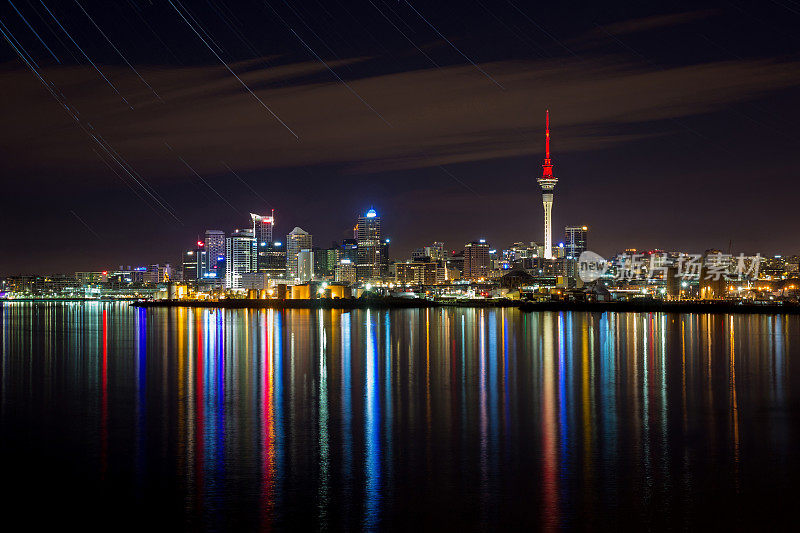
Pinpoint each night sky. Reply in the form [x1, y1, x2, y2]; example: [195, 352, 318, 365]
[2, 0, 799, 275]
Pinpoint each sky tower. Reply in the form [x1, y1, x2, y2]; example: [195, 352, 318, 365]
[537, 110, 559, 259]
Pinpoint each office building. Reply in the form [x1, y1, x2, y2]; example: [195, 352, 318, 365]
[251, 212, 275, 245]
[144, 264, 172, 284]
[257, 241, 286, 280]
[314, 246, 339, 278]
[356, 208, 382, 280]
[335, 258, 357, 284]
[182, 249, 199, 281]
[464, 240, 490, 280]
[239, 272, 271, 291]
[298, 249, 314, 283]
[204, 230, 226, 279]
[225, 228, 256, 289]
[380, 238, 391, 277]
[412, 241, 445, 262]
[564, 226, 588, 259]
[286, 227, 312, 281]
[340, 239, 358, 263]
[447, 250, 465, 278]
[564, 225, 588, 282]
[396, 261, 440, 286]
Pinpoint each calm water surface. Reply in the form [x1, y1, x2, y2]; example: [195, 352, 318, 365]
[1, 302, 798, 530]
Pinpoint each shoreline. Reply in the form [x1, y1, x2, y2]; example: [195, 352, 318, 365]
[127, 298, 800, 315]
[4, 297, 799, 315]
[132, 297, 437, 310]
[516, 300, 800, 315]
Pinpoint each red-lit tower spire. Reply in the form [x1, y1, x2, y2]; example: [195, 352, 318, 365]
[536, 110, 558, 259]
[543, 110, 553, 177]
[539, 109, 556, 184]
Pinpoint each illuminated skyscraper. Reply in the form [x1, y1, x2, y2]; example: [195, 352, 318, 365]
[464, 239, 490, 280]
[297, 249, 314, 283]
[380, 238, 391, 277]
[564, 225, 588, 282]
[564, 226, 588, 260]
[182, 249, 199, 281]
[251, 211, 275, 245]
[340, 239, 358, 263]
[286, 227, 312, 281]
[204, 229, 225, 278]
[356, 208, 381, 280]
[225, 228, 256, 289]
[314, 246, 339, 278]
[537, 110, 559, 259]
[335, 258, 357, 284]
[257, 241, 286, 280]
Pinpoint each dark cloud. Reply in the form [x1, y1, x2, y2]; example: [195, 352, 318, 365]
[2, 53, 799, 181]
[594, 10, 717, 36]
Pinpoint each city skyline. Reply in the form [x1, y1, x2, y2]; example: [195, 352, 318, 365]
[3, 1, 800, 275]
[4, 4, 800, 530]
[2, 193, 794, 277]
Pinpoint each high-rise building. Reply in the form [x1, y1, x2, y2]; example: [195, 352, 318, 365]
[286, 227, 312, 281]
[204, 230, 226, 278]
[537, 110, 559, 259]
[144, 264, 172, 284]
[182, 249, 199, 281]
[257, 241, 286, 280]
[335, 258, 357, 284]
[297, 249, 314, 283]
[396, 261, 440, 285]
[447, 250, 465, 278]
[564, 226, 587, 259]
[430, 242, 445, 261]
[380, 238, 391, 277]
[251, 211, 275, 245]
[340, 239, 358, 263]
[225, 228, 256, 289]
[564, 225, 588, 283]
[314, 246, 339, 278]
[464, 240, 490, 280]
[412, 241, 445, 262]
[356, 208, 382, 280]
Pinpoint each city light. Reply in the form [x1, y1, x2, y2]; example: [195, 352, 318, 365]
[1, 6, 797, 531]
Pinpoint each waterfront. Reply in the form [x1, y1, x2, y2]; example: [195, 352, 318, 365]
[1, 302, 798, 530]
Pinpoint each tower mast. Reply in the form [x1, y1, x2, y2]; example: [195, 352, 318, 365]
[537, 110, 559, 259]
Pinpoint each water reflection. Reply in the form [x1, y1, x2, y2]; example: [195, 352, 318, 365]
[541, 312, 558, 527]
[364, 311, 381, 529]
[0, 303, 798, 529]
